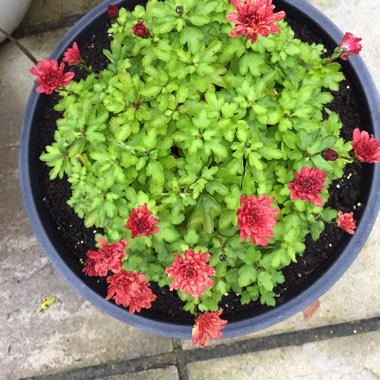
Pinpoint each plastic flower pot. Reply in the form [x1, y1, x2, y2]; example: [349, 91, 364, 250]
[19, 0, 380, 339]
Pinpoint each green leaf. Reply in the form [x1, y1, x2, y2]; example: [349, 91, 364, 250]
[180, 26, 204, 55]
[219, 209, 236, 230]
[238, 265, 257, 287]
[146, 160, 165, 195]
[321, 208, 338, 222]
[258, 271, 273, 292]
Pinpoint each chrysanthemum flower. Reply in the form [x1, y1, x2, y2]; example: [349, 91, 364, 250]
[124, 204, 160, 238]
[132, 22, 149, 38]
[336, 211, 356, 234]
[82, 238, 128, 277]
[107, 4, 119, 18]
[288, 167, 327, 207]
[29, 58, 74, 94]
[236, 194, 279, 246]
[339, 32, 362, 60]
[192, 309, 228, 348]
[82, 257, 97, 277]
[63, 42, 81, 66]
[165, 250, 215, 300]
[106, 271, 156, 313]
[352, 128, 380, 163]
[226, 0, 286, 44]
[323, 149, 339, 161]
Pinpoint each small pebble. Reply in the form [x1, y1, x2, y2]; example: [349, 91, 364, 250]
[353, 330, 357, 334]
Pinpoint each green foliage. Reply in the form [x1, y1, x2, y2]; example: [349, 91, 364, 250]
[41, 0, 350, 315]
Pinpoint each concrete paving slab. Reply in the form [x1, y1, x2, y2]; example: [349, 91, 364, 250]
[181, 0, 380, 349]
[0, 0, 379, 377]
[20, 0, 103, 29]
[0, 29, 173, 380]
[97, 366, 179, 380]
[187, 330, 380, 380]
[181, 216, 380, 349]
[0, 227, 173, 379]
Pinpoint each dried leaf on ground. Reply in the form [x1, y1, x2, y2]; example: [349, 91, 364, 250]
[303, 299, 320, 321]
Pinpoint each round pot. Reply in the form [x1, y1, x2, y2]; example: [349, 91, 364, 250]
[19, 0, 380, 339]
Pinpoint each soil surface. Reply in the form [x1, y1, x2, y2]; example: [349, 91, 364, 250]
[38, 9, 368, 324]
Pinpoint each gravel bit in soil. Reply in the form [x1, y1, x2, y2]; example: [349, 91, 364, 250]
[38, 11, 366, 323]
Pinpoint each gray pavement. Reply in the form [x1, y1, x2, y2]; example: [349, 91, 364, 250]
[0, 0, 379, 379]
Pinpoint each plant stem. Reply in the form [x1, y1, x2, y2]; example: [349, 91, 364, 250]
[0, 27, 38, 65]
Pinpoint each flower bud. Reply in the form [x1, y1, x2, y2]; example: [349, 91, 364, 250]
[107, 4, 119, 19]
[132, 22, 150, 38]
[323, 149, 339, 161]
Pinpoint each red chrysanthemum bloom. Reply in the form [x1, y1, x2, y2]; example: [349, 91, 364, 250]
[29, 58, 74, 94]
[236, 194, 279, 246]
[82, 238, 128, 277]
[63, 42, 81, 66]
[226, 0, 286, 44]
[132, 22, 150, 38]
[82, 257, 97, 277]
[192, 309, 228, 348]
[323, 149, 339, 161]
[124, 203, 160, 238]
[107, 4, 119, 18]
[352, 128, 380, 163]
[165, 250, 216, 300]
[336, 211, 356, 235]
[340, 32, 362, 60]
[106, 271, 156, 313]
[288, 167, 327, 207]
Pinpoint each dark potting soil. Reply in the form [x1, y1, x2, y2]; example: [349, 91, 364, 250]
[38, 10, 367, 324]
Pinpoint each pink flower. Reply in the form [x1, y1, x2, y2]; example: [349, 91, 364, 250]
[336, 211, 356, 234]
[192, 309, 228, 348]
[63, 42, 81, 66]
[82, 257, 97, 277]
[132, 22, 149, 38]
[106, 271, 156, 313]
[352, 128, 380, 163]
[82, 238, 128, 277]
[165, 250, 215, 300]
[323, 149, 339, 161]
[226, 0, 286, 44]
[288, 167, 327, 207]
[340, 32, 362, 60]
[107, 4, 119, 18]
[29, 58, 74, 94]
[124, 204, 160, 238]
[236, 194, 279, 246]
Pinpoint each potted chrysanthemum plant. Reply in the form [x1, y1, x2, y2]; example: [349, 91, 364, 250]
[18, 0, 380, 348]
